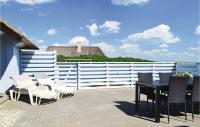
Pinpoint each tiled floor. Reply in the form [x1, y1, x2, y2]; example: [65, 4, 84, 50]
[0, 87, 199, 127]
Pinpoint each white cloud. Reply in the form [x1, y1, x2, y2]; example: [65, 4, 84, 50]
[120, 43, 141, 53]
[47, 28, 56, 36]
[86, 23, 100, 36]
[120, 42, 194, 58]
[111, 0, 149, 6]
[91, 42, 116, 53]
[125, 24, 180, 44]
[52, 43, 66, 46]
[15, 0, 54, 5]
[39, 45, 47, 51]
[86, 21, 121, 36]
[20, 7, 48, 16]
[68, 36, 89, 46]
[190, 46, 200, 52]
[37, 39, 45, 44]
[38, 11, 48, 16]
[118, 42, 200, 62]
[52, 43, 60, 46]
[20, 8, 34, 12]
[159, 43, 169, 48]
[32, 39, 47, 50]
[195, 25, 200, 35]
[100, 21, 121, 33]
[143, 49, 174, 56]
[0, 0, 10, 4]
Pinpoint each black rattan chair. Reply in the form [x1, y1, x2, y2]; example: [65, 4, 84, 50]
[159, 73, 173, 83]
[167, 76, 189, 123]
[159, 73, 173, 95]
[138, 73, 154, 111]
[191, 76, 200, 120]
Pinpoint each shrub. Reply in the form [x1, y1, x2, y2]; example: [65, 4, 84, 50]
[57, 55, 151, 62]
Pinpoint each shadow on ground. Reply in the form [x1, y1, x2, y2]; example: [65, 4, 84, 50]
[114, 101, 199, 123]
[114, 101, 156, 122]
[15, 94, 74, 105]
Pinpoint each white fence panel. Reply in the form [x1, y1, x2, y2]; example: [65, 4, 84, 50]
[20, 50, 56, 80]
[21, 50, 200, 89]
[75, 62, 176, 88]
[55, 63, 77, 87]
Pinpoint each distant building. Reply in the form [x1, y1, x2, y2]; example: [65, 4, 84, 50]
[0, 18, 38, 92]
[46, 42, 104, 56]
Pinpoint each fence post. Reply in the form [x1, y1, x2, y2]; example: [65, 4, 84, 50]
[106, 62, 109, 87]
[131, 63, 134, 86]
[174, 62, 177, 74]
[152, 63, 156, 81]
[54, 65, 59, 82]
[196, 62, 200, 75]
[53, 51, 59, 82]
[19, 49, 22, 74]
[76, 63, 79, 90]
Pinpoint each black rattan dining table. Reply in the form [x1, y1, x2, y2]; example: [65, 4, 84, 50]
[135, 80, 192, 122]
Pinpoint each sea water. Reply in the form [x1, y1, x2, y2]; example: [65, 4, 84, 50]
[176, 63, 200, 75]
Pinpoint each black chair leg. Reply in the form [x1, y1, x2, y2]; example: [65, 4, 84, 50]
[146, 97, 149, 112]
[138, 93, 140, 101]
[192, 102, 194, 120]
[152, 100, 154, 113]
[138, 88, 140, 102]
[138, 93, 141, 112]
[168, 103, 170, 124]
[185, 103, 187, 120]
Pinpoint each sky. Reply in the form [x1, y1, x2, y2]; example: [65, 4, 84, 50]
[0, 0, 200, 62]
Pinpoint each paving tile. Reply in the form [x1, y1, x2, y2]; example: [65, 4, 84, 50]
[0, 87, 199, 127]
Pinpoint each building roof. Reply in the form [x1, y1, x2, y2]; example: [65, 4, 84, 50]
[46, 46, 105, 56]
[0, 17, 38, 49]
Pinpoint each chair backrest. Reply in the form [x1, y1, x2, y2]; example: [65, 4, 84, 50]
[192, 76, 200, 102]
[138, 73, 153, 83]
[168, 76, 189, 103]
[159, 73, 173, 83]
[34, 73, 54, 86]
[33, 73, 49, 79]
[10, 75, 36, 89]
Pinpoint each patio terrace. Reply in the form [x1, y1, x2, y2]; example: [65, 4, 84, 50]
[0, 87, 199, 127]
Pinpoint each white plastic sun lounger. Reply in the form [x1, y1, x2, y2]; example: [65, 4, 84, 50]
[10, 75, 59, 105]
[34, 73, 77, 98]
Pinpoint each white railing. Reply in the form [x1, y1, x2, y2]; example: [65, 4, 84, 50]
[54, 62, 77, 87]
[54, 62, 176, 89]
[20, 49, 57, 80]
[20, 50, 200, 89]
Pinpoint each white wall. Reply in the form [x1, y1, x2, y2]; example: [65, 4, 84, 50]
[0, 33, 20, 93]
